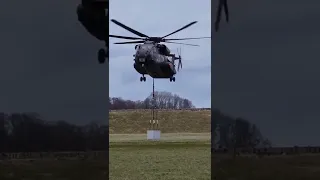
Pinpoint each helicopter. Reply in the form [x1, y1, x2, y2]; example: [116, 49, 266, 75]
[109, 19, 210, 82]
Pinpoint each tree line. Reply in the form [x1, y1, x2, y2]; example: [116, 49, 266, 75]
[0, 91, 271, 152]
[212, 109, 272, 149]
[109, 91, 195, 110]
[110, 91, 272, 149]
[0, 112, 107, 152]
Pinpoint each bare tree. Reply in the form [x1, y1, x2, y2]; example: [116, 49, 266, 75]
[212, 110, 271, 149]
[0, 112, 108, 152]
[109, 91, 195, 110]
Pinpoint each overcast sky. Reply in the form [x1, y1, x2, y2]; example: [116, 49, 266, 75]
[3, 0, 318, 146]
[109, 0, 211, 108]
[0, 0, 108, 124]
[213, 0, 320, 146]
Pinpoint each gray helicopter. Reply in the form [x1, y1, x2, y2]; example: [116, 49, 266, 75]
[109, 19, 210, 82]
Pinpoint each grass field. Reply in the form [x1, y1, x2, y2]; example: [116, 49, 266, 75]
[109, 133, 211, 180]
[0, 159, 108, 180]
[109, 109, 210, 134]
[212, 154, 320, 180]
[3, 109, 320, 179]
[110, 109, 320, 179]
[109, 110, 211, 180]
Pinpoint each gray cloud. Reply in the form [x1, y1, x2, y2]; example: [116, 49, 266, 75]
[213, 0, 320, 146]
[0, 0, 108, 124]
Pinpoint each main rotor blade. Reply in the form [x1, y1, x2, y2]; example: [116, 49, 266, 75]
[164, 37, 211, 41]
[161, 21, 198, 39]
[114, 40, 145, 44]
[166, 41, 199, 47]
[109, 35, 144, 40]
[111, 19, 149, 38]
[224, 0, 229, 22]
[215, 0, 229, 32]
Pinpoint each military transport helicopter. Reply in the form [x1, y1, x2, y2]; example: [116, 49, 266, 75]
[109, 19, 210, 82]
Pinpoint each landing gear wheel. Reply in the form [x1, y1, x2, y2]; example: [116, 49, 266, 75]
[140, 76, 146, 82]
[170, 77, 176, 82]
[98, 48, 106, 64]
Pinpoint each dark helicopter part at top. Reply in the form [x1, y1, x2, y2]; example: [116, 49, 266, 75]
[81, 0, 108, 8]
[109, 19, 210, 46]
[77, 0, 109, 64]
[215, 0, 229, 32]
[77, 0, 108, 41]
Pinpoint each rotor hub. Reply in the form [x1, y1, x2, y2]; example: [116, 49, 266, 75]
[148, 37, 163, 43]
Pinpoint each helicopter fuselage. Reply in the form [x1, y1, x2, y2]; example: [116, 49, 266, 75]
[133, 43, 176, 78]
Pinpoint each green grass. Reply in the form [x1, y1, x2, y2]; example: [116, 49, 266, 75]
[110, 133, 210, 142]
[109, 109, 210, 134]
[0, 159, 108, 180]
[110, 109, 320, 179]
[212, 155, 320, 180]
[109, 138, 211, 180]
[109, 109, 211, 180]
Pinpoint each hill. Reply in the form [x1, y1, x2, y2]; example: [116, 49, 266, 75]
[109, 109, 210, 134]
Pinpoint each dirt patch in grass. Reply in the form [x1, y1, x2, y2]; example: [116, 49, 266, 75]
[109, 110, 210, 134]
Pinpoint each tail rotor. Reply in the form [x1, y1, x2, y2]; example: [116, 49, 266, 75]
[176, 47, 182, 71]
